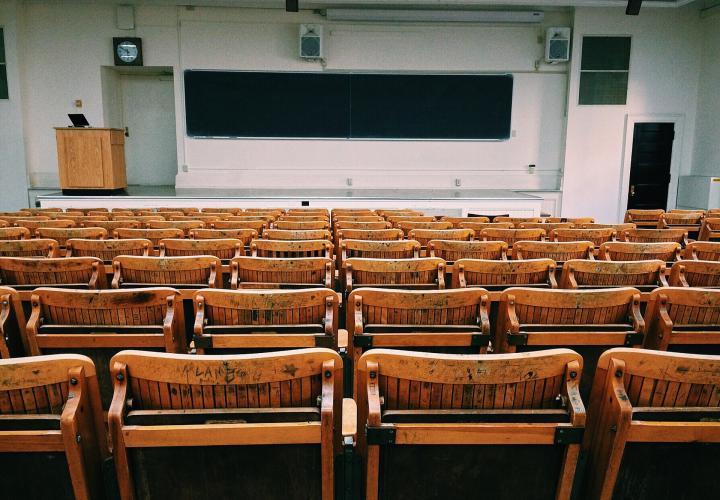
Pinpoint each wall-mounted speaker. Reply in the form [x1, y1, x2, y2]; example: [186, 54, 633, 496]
[116, 5, 135, 30]
[545, 27, 571, 63]
[299, 24, 323, 60]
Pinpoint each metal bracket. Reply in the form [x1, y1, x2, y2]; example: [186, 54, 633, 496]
[470, 333, 492, 347]
[506, 333, 528, 346]
[366, 426, 396, 445]
[192, 335, 212, 349]
[315, 336, 334, 348]
[353, 335, 373, 348]
[624, 333, 644, 346]
[554, 426, 584, 445]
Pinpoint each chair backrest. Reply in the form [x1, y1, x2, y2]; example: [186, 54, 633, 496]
[698, 217, 720, 241]
[63, 215, 109, 225]
[396, 221, 452, 237]
[512, 241, 595, 261]
[0, 257, 106, 289]
[18, 219, 75, 231]
[451, 258, 557, 290]
[599, 241, 681, 262]
[333, 221, 391, 231]
[545, 217, 595, 224]
[0, 286, 26, 357]
[263, 229, 332, 241]
[190, 228, 258, 244]
[0, 354, 107, 500]
[458, 221, 514, 232]
[35, 227, 107, 247]
[623, 228, 688, 246]
[287, 208, 329, 216]
[231, 256, 333, 289]
[109, 348, 342, 500]
[250, 239, 333, 259]
[584, 348, 720, 500]
[0, 215, 49, 224]
[114, 215, 165, 222]
[340, 239, 420, 262]
[0, 239, 59, 258]
[658, 212, 703, 229]
[518, 222, 575, 232]
[275, 220, 330, 230]
[0, 227, 31, 240]
[333, 216, 384, 224]
[387, 216, 435, 226]
[577, 222, 636, 232]
[560, 259, 667, 290]
[226, 214, 276, 222]
[66, 238, 151, 262]
[493, 216, 543, 226]
[159, 238, 244, 260]
[356, 348, 585, 500]
[624, 209, 664, 226]
[480, 228, 545, 246]
[407, 228, 474, 247]
[439, 216, 490, 225]
[88, 210, 119, 216]
[211, 219, 269, 234]
[335, 228, 404, 242]
[684, 241, 720, 260]
[115, 227, 184, 247]
[109, 209, 135, 216]
[193, 288, 339, 353]
[170, 214, 224, 223]
[277, 215, 330, 223]
[112, 256, 222, 288]
[550, 228, 616, 247]
[200, 207, 238, 214]
[146, 220, 205, 234]
[668, 260, 720, 288]
[343, 257, 446, 293]
[86, 219, 142, 235]
[378, 209, 424, 217]
[428, 240, 508, 261]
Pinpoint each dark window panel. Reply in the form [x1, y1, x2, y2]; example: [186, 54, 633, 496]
[579, 71, 629, 105]
[581, 36, 631, 71]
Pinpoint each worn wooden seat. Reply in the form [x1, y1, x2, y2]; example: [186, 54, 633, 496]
[88, 209, 122, 217]
[658, 212, 703, 232]
[545, 217, 595, 224]
[560, 260, 667, 291]
[451, 258, 557, 290]
[169, 214, 224, 223]
[0, 257, 106, 290]
[242, 208, 284, 216]
[378, 209, 424, 217]
[334, 221, 391, 231]
[698, 217, 720, 241]
[109, 349, 342, 500]
[583, 348, 720, 500]
[624, 209, 664, 228]
[407, 228, 473, 248]
[193, 288, 340, 352]
[27, 288, 185, 406]
[109, 209, 135, 216]
[251, 239, 333, 259]
[85, 219, 142, 235]
[64, 207, 107, 215]
[18, 219, 75, 231]
[66, 238, 151, 262]
[146, 220, 205, 235]
[668, 260, 720, 288]
[493, 216, 543, 226]
[190, 228, 258, 245]
[0, 239, 59, 258]
[278, 215, 330, 223]
[0, 215, 49, 225]
[518, 222, 575, 232]
[341, 239, 420, 261]
[623, 228, 688, 246]
[512, 241, 595, 263]
[387, 216, 435, 227]
[114, 215, 165, 223]
[0, 227, 31, 240]
[577, 222, 636, 232]
[343, 257, 446, 294]
[0, 354, 108, 500]
[396, 221, 452, 237]
[115, 228, 184, 247]
[550, 228, 616, 247]
[599, 241, 681, 262]
[0, 286, 27, 357]
[159, 238, 244, 261]
[226, 214, 277, 223]
[287, 208, 330, 216]
[275, 220, 331, 230]
[263, 229, 332, 241]
[333, 216, 385, 224]
[428, 240, 508, 262]
[231, 256, 333, 289]
[35, 227, 107, 248]
[198, 207, 237, 214]
[457, 221, 514, 232]
[480, 228, 546, 246]
[357, 348, 585, 500]
[335, 228, 404, 242]
[144, 211, 185, 219]
[62, 215, 109, 226]
[439, 216, 490, 225]
[112, 256, 222, 289]
[684, 240, 720, 260]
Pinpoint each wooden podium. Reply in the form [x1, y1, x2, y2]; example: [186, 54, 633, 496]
[55, 128, 127, 193]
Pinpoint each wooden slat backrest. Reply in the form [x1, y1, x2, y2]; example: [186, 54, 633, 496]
[378, 210, 424, 217]
[684, 241, 720, 260]
[0, 227, 31, 240]
[24, 208, 61, 214]
[698, 217, 720, 241]
[231, 256, 333, 289]
[518, 222, 575, 232]
[263, 229, 332, 241]
[659, 212, 703, 229]
[242, 208, 284, 215]
[452, 258, 557, 289]
[275, 220, 331, 230]
[226, 215, 277, 222]
[545, 217, 595, 224]
[624, 209, 664, 226]
[88, 210, 119, 217]
[109, 209, 135, 216]
[560, 259, 667, 289]
[0, 220, 7, 228]
[396, 221, 452, 237]
[480, 228, 546, 246]
[343, 257, 445, 293]
[584, 348, 720, 500]
[333, 217, 384, 224]
[146, 211, 185, 219]
[277, 215, 330, 223]
[17, 219, 75, 231]
[48, 211, 83, 218]
[169, 214, 224, 223]
[112, 256, 222, 288]
[146, 220, 206, 235]
[668, 260, 720, 288]
[0, 257, 106, 289]
[35, 227, 107, 247]
[623, 228, 688, 246]
[251, 239, 333, 259]
[63, 215, 109, 225]
[63, 208, 107, 215]
[287, 209, 330, 216]
[493, 216, 543, 227]
[190, 228, 258, 244]
[212, 220, 269, 234]
[115, 228, 184, 247]
[66, 238, 151, 262]
[159, 238, 243, 260]
[388, 216, 436, 227]
[551, 228, 616, 247]
[84, 219, 141, 235]
[0, 286, 27, 358]
[407, 228, 474, 247]
[512, 241, 595, 261]
[577, 222, 636, 232]
[599, 241, 681, 262]
[157, 207, 200, 214]
[0, 239, 59, 258]
[334, 221, 391, 231]
[200, 207, 240, 214]
[0, 215, 49, 224]
[670, 209, 706, 215]
[439, 216, 490, 225]
[335, 229, 403, 242]
[341, 239, 420, 261]
[332, 209, 377, 216]
[428, 240, 508, 261]
[113, 215, 165, 222]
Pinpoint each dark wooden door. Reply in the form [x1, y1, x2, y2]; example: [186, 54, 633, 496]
[626, 122, 675, 210]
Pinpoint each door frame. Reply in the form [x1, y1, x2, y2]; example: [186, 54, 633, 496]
[618, 113, 684, 219]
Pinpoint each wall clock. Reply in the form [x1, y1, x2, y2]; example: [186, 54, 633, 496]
[113, 37, 143, 66]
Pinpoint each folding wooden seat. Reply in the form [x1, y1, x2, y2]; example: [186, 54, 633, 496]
[231, 256, 333, 289]
[544, 217, 595, 224]
[333, 216, 385, 225]
[0, 354, 108, 499]
[62, 215, 109, 226]
[241, 209, 283, 217]
[212, 219, 268, 234]
[583, 348, 720, 500]
[493, 216, 543, 226]
[684, 240, 720, 260]
[0, 220, 7, 228]
[560, 259, 667, 291]
[278, 215, 330, 223]
[115, 227, 184, 247]
[110, 209, 135, 215]
[0, 239, 59, 258]
[439, 216, 490, 225]
[190, 228, 258, 245]
[387, 216, 436, 227]
[48, 211, 83, 218]
[577, 222, 636, 232]
[332, 209, 376, 216]
[658, 212, 703, 232]
[0, 211, 33, 217]
[341, 240, 420, 262]
[343, 257, 446, 294]
[157, 206, 200, 215]
[169, 214, 224, 223]
[550, 227, 616, 247]
[146, 219, 205, 235]
[0, 215, 49, 225]
[25, 208, 62, 214]
[599, 241, 681, 262]
[112, 256, 222, 289]
[334, 221, 391, 231]
[159, 238, 243, 261]
[518, 222, 575, 234]
[227, 214, 277, 223]
[624, 208, 665, 228]
[142, 211, 185, 219]
[109, 348, 342, 500]
[428, 240, 508, 262]
[251, 239, 333, 259]
[451, 258, 557, 290]
[512, 240, 595, 263]
[697, 217, 720, 241]
[335, 228, 403, 242]
[480, 228, 546, 246]
[357, 348, 586, 500]
[407, 228, 473, 247]
[263, 229, 332, 241]
[18, 218, 75, 231]
[113, 215, 165, 223]
[0, 257, 106, 290]
[66, 238, 151, 263]
[377, 209, 424, 217]
[347, 288, 491, 366]
[88, 210, 120, 217]
[495, 287, 644, 396]
[192, 288, 340, 352]
[457, 221, 514, 232]
[668, 259, 720, 287]
[0, 286, 26, 357]
[27, 288, 185, 405]
[622, 228, 688, 247]
[64, 207, 107, 215]
[35, 227, 107, 248]
[396, 221, 451, 237]
[669, 209, 706, 214]
[0, 226, 31, 240]
[707, 208, 720, 216]
[286, 208, 329, 216]
[275, 220, 331, 230]
[86, 219, 141, 235]
[200, 207, 239, 214]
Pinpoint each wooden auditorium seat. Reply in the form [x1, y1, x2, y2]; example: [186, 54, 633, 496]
[658, 211, 703, 232]
[0, 239, 59, 258]
[668, 260, 720, 288]
[493, 216, 543, 226]
[159, 238, 244, 261]
[407, 228, 474, 248]
[343, 257, 446, 294]
[66, 238, 152, 263]
[518, 222, 575, 232]
[0, 286, 26, 357]
[146, 220, 206, 235]
[624, 209, 664, 228]
[115, 227, 184, 247]
[263, 229, 332, 241]
[85, 219, 142, 235]
[396, 221, 452, 237]
[698, 217, 720, 241]
[684, 240, 720, 260]
[340, 239, 420, 261]
[439, 216, 490, 225]
[0, 226, 31, 240]
[18, 219, 75, 231]
[231, 256, 333, 289]
[190, 228, 258, 245]
[550, 228, 616, 247]
[451, 258, 557, 290]
[35, 227, 107, 248]
[251, 239, 333, 259]
[112, 256, 223, 289]
[457, 221, 514, 232]
[480, 228, 546, 247]
[512, 240, 595, 263]
[275, 220, 331, 230]
[0, 257, 106, 290]
[577, 222, 636, 232]
[599, 241, 681, 262]
[622, 228, 688, 246]
[428, 240, 508, 262]
[335, 228, 404, 242]
[333, 221, 391, 231]
[560, 259, 667, 291]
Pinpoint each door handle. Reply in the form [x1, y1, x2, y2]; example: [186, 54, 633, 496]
[124, 127, 129, 137]
[630, 185, 635, 197]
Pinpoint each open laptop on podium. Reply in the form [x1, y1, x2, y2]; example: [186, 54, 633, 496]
[68, 113, 90, 128]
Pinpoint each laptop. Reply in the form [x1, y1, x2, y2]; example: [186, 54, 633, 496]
[68, 114, 90, 128]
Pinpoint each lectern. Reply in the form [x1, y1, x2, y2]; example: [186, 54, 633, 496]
[55, 128, 127, 193]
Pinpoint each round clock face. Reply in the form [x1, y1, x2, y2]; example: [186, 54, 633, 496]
[117, 41, 139, 63]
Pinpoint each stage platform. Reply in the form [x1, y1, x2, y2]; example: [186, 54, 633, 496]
[38, 186, 544, 216]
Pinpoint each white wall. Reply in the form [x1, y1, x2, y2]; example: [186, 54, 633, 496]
[561, 6, 702, 222]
